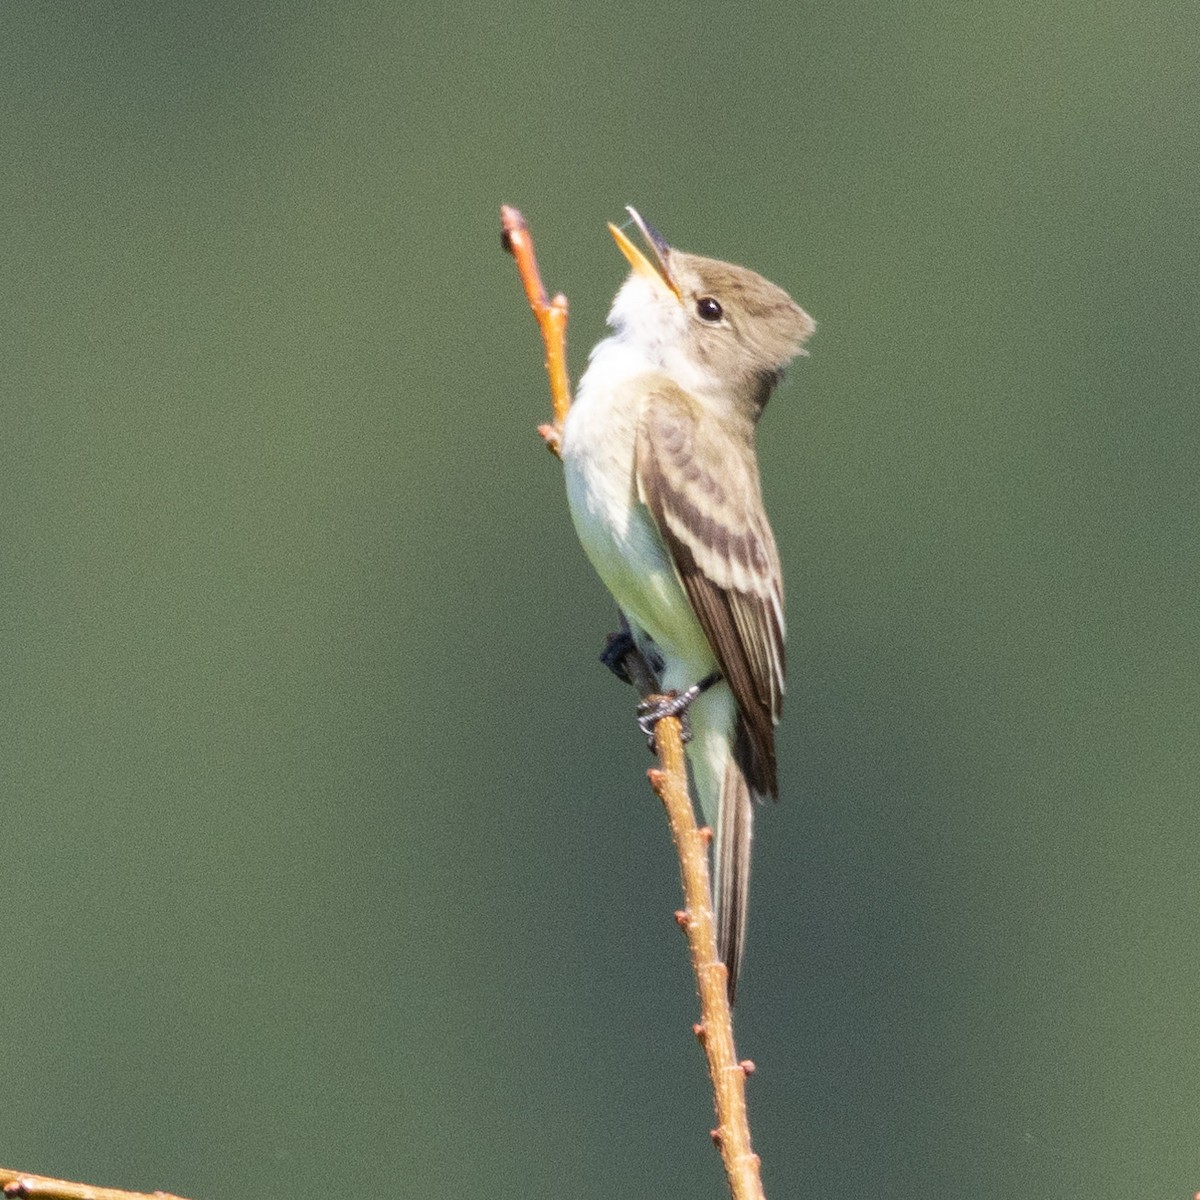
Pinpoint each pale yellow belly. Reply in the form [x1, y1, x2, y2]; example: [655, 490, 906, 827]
[562, 377, 716, 677]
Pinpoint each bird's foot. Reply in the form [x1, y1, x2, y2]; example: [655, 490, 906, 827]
[637, 691, 695, 750]
[636, 671, 722, 752]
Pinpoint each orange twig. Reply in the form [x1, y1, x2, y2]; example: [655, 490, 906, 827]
[0, 1166, 190, 1200]
[500, 205, 768, 1199]
[500, 204, 571, 456]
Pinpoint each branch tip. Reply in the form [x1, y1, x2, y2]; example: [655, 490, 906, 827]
[499, 204, 572, 447]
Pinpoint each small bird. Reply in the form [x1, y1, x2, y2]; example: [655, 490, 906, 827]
[561, 208, 814, 1000]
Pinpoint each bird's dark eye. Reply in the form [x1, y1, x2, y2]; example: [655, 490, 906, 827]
[696, 296, 723, 322]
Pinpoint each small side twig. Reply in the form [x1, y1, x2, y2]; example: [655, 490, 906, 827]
[0, 1166, 190, 1200]
[501, 205, 767, 1200]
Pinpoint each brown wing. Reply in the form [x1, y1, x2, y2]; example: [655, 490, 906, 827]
[636, 382, 785, 798]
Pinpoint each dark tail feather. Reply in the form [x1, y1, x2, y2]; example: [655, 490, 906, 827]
[715, 751, 754, 1004]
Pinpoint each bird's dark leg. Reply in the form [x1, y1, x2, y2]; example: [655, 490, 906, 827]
[600, 614, 664, 692]
[600, 627, 637, 685]
[637, 671, 723, 751]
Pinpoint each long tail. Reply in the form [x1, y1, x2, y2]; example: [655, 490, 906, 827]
[686, 686, 754, 1004]
[715, 748, 753, 1002]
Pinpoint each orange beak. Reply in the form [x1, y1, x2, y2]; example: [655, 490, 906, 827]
[607, 206, 681, 300]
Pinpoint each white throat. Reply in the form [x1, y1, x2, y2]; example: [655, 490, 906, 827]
[586, 272, 723, 402]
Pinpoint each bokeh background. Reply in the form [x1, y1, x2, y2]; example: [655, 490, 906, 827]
[4, 2, 1198, 1197]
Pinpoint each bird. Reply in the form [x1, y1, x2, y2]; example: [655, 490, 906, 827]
[560, 207, 814, 1000]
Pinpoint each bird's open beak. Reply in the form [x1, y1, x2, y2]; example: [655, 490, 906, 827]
[607, 206, 682, 300]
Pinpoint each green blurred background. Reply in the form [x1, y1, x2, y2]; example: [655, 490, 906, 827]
[4, 1, 1198, 1196]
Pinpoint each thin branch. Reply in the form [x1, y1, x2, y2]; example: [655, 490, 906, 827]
[0, 1167, 190, 1200]
[501, 205, 767, 1200]
[500, 204, 571, 455]
[647, 718, 766, 1200]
